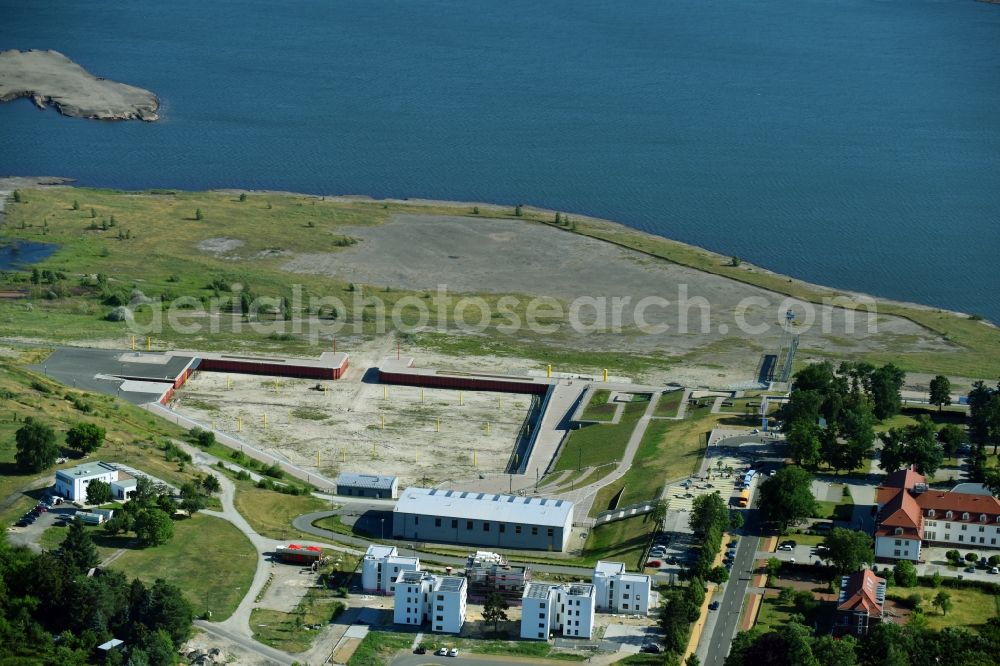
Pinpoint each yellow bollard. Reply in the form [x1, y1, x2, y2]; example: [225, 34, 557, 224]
[486, 421, 491, 434]
[227, 375, 232, 390]
[459, 391, 464, 406]
[316, 450, 321, 466]
[546, 364, 552, 378]
[237, 416, 242, 432]
[262, 413, 268, 428]
[383, 386, 388, 400]
[420, 388, 424, 402]
[473, 451, 477, 467]
[131, 335, 136, 351]
[342, 448, 346, 463]
[436, 418, 440, 433]
[380, 415, 384, 430]
[146, 336, 152, 351]
[603, 368, 608, 382]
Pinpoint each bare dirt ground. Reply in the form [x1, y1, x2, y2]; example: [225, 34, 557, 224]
[171, 366, 533, 487]
[282, 215, 956, 375]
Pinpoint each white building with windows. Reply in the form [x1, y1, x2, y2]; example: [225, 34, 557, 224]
[392, 571, 467, 633]
[520, 582, 596, 640]
[592, 561, 651, 615]
[361, 545, 420, 595]
[875, 468, 1000, 562]
[55, 461, 135, 503]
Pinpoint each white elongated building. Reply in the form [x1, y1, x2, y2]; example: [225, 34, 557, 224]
[392, 571, 467, 633]
[520, 582, 595, 640]
[55, 461, 137, 503]
[361, 545, 420, 594]
[592, 560, 652, 615]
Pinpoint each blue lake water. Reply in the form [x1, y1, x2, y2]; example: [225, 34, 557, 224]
[0, 240, 59, 270]
[2, 0, 998, 321]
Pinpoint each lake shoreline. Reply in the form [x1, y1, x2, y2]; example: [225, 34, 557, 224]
[0, 50, 159, 121]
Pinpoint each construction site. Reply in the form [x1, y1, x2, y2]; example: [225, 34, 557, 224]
[169, 368, 539, 487]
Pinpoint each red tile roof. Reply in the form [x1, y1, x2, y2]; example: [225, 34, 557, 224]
[875, 487, 923, 538]
[882, 467, 925, 491]
[916, 491, 1000, 518]
[837, 570, 885, 618]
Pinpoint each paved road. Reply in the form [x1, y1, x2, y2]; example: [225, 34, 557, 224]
[699, 510, 760, 666]
[294, 510, 597, 577]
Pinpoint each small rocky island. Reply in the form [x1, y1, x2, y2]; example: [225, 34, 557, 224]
[0, 49, 159, 121]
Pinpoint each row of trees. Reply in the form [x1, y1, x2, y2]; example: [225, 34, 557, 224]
[726, 615, 1000, 666]
[14, 418, 105, 473]
[782, 361, 904, 472]
[688, 493, 732, 583]
[0, 533, 193, 665]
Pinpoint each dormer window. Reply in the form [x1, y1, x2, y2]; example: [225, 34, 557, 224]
[946, 511, 953, 520]
[981, 514, 988, 523]
[894, 528, 903, 536]
[962, 512, 970, 521]
[927, 509, 935, 518]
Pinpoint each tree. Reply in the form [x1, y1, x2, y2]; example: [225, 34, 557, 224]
[178, 482, 205, 515]
[765, 557, 782, 582]
[937, 424, 967, 459]
[690, 492, 729, 535]
[66, 422, 106, 454]
[757, 467, 816, 531]
[892, 560, 918, 587]
[134, 509, 174, 547]
[514, 204, 523, 217]
[929, 375, 952, 411]
[14, 417, 60, 472]
[104, 512, 133, 535]
[787, 422, 822, 468]
[869, 364, 905, 420]
[73, 199, 80, 210]
[880, 417, 943, 477]
[730, 256, 741, 267]
[12, 189, 22, 203]
[60, 516, 99, 573]
[686, 655, 702, 666]
[932, 590, 952, 616]
[201, 474, 221, 494]
[822, 528, 872, 576]
[985, 467, 1000, 497]
[811, 634, 858, 666]
[730, 511, 745, 530]
[194, 208, 203, 220]
[879, 430, 907, 474]
[86, 479, 113, 505]
[188, 427, 214, 448]
[651, 500, 668, 524]
[239, 192, 247, 202]
[482, 592, 509, 632]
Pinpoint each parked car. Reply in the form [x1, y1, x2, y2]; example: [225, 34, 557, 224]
[645, 560, 662, 568]
[35, 505, 48, 513]
[782, 540, 797, 548]
[964, 566, 976, 573]
[413, 646, 426, 655]
[436, 648, 448, 656]
[990, 567, 999, 575]
[709, 601, 720, 610]
[667, 556, 679, 564]
[640, 644, 662, 654]
[448, 648, 458, 657]
[778, 544, 793, 552]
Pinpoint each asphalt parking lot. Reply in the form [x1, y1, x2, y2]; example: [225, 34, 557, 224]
[6, 504, 76, 552]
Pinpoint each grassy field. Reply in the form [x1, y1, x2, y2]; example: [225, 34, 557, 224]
[418, 634, 586, 660]
[251, 585, 346, 653]
[589, 409, 722, 516]
[5, 187, 998, 380]
[653, 389, 684, 417]
[754, 595, 796, 633]
[39, 521, 128, 562]
[111, 514, 257, 620]
[229, 475, 332, 540]
[581, 389, 616, 421]
[581, 513, 656, 570]
[347, 630, 415, 666]
[888, 584, 999, 632]
[553, 397, 649, 472]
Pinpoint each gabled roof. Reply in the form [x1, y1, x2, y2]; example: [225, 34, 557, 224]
[882, 467, 925, 491]
[915, 491, 1000, 517]
[837, 570, 885, 618]
[876, 487, 922, 537]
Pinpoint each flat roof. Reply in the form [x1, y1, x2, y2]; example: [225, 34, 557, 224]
[387, 555, 420, 567]
[397, 570, 428, 584]
[434, 576, 466, 592]
[336, 472, 397, 490]
[56, 461, 117, 479]
[594, 561, 626, 576]
[567, 583, 595, 597]
[395, 487, 574, 528]
[365, 545, 397, 559]
[524, 582, 556, 600]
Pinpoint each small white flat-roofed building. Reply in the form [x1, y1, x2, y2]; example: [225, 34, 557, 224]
[392, 571, 467, 633]
[55, 461, 119, 502]
[111, 475, 137, 500]
[335, 472, 399, 499]
[592, 560, 651, 615]
[392, 487, 575, 551]
[520, 582, 596, 640]
[362, 544, 420, 594]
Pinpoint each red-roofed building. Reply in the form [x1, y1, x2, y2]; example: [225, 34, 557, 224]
[833, 570, 886, 637]
[874, 467, 1000, 561]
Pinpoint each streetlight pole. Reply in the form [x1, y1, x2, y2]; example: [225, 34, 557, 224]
[380, 518, 384, 541]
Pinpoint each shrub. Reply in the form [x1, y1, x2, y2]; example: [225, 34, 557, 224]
[236, 470, 251, 481]
[262, 463, 284, 479]
[906, 593, 922, 609]
[964, 552, 978, 563]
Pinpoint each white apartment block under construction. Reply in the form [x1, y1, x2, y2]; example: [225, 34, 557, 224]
[393, 571, 468, 634]
[592, 560, 652, 615]
[464, 550, 532, 605]
[520, 582, 596, 640]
